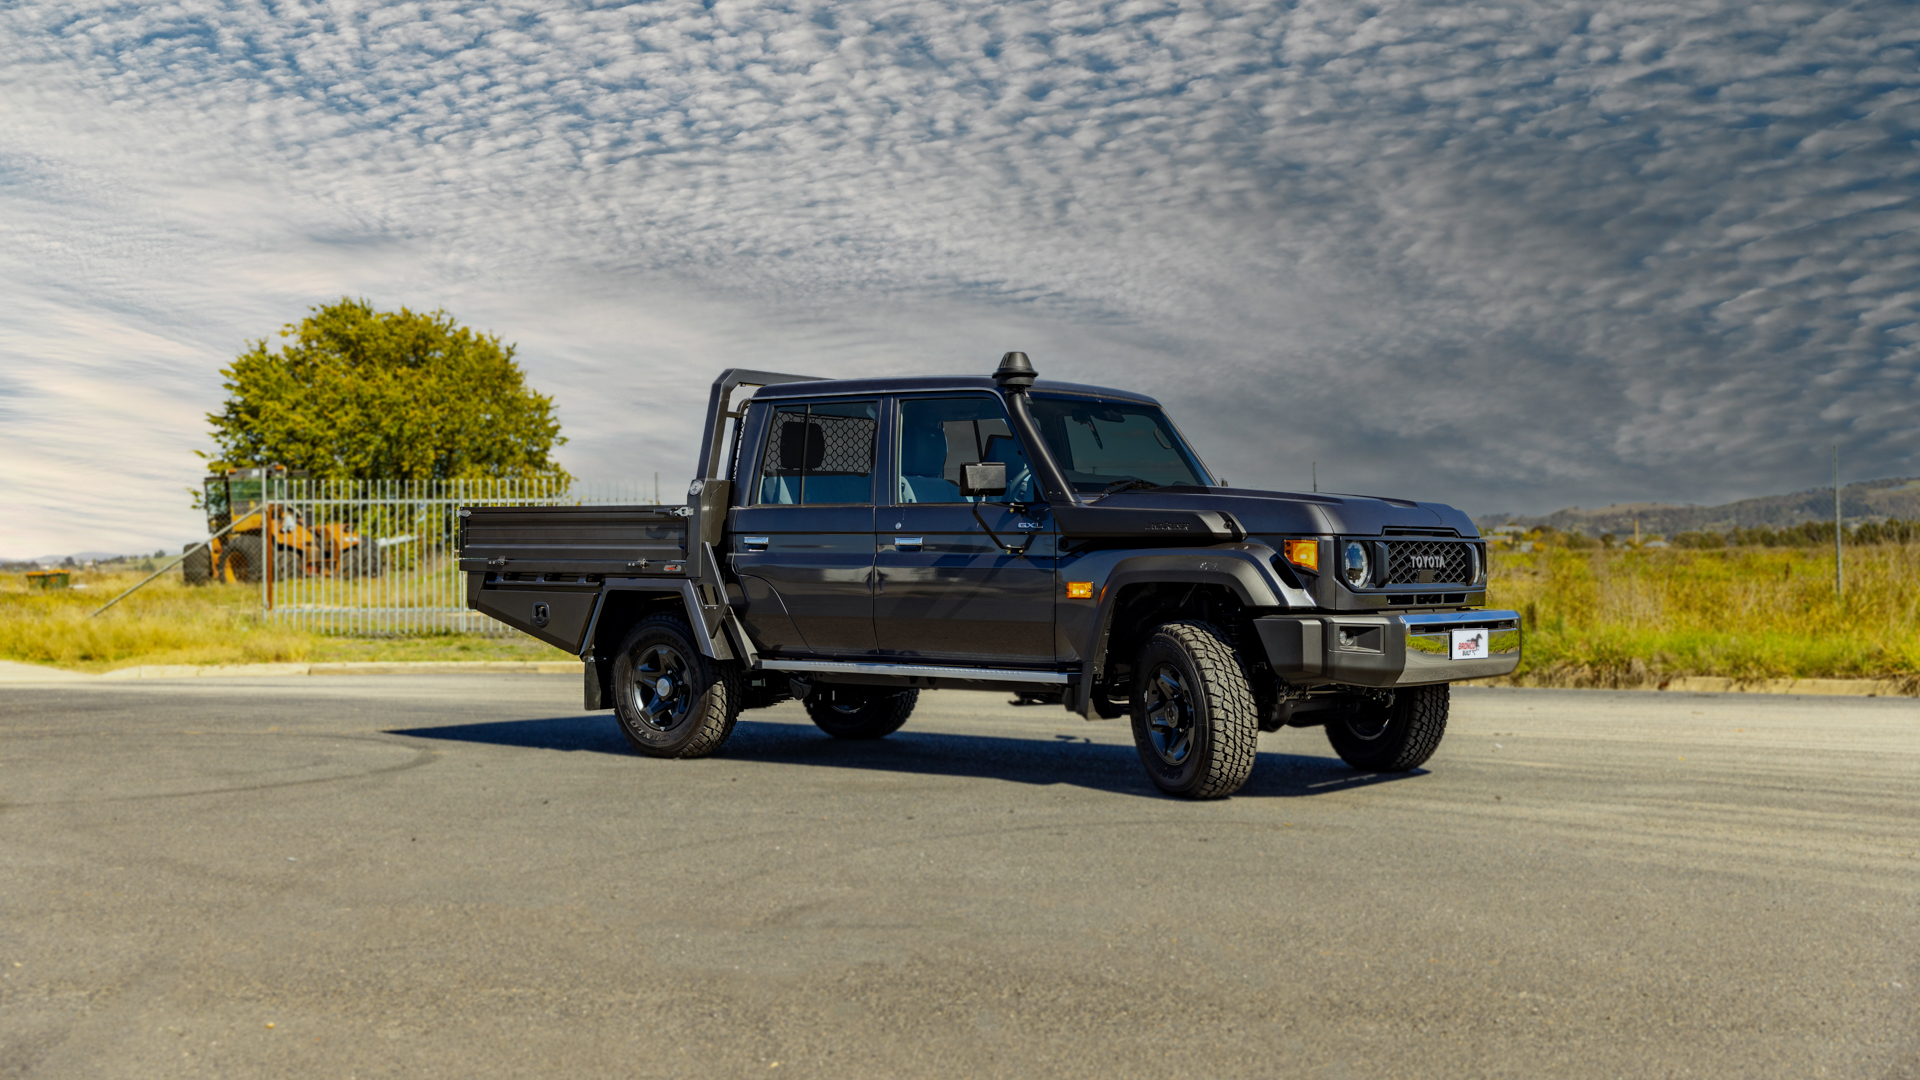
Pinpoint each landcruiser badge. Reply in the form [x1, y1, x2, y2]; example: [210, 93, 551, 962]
[1144, 521, 1191, 531]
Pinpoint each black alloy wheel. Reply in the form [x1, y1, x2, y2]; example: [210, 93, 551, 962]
[631, 641, 694, 731]
[1141, 663, 1196, 766]
[1128, 620, 1259, 799]
[611, 614, 742, 759]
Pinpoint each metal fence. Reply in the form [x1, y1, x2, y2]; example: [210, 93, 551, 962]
[260, 477, 647, 635]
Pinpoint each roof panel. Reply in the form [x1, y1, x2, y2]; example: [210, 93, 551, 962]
[749, 376, 1157, 404]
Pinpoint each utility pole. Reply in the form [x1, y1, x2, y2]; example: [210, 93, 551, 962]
[654, 471, 660, 506]
[1312, 462, 1318, 493]
[1834, 445, 1843, 596]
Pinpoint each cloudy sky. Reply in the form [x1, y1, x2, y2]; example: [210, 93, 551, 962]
[2, 0, 1915, 556]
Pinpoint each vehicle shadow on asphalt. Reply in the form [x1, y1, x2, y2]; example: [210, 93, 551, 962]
[388, 715, 1422, 799]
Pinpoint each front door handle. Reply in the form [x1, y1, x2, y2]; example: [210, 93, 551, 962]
[743, 536, 769, 551]
[894, 537, 924, 550]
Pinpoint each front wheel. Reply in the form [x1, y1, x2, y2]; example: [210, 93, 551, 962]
[1325, 684, 1449, 772]
[805, 688, 918, 739]
[1129, 621, 1259, 799]
[218, 534, 263, 583]
[181, 543, 212, 586]
[612, 615, 742, 758]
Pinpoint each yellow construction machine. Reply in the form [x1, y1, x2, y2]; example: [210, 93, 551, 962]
[182, 467, 382, 585]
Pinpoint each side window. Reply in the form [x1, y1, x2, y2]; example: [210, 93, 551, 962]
[755, 399, 878, 505]
[896, 396, 1038, 504]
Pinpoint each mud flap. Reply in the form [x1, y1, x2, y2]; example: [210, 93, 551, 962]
[584, 655, 612, 711]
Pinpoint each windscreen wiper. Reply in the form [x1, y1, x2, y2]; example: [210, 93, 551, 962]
[1094, 478, 1159, 502]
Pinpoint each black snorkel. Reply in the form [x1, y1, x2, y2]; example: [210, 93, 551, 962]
[994, 351, 1077, 506]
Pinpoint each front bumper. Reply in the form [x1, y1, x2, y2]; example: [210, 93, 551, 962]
[1253, 610, 1521, 687]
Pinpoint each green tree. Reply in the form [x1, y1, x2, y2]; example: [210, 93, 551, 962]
[203, 299, 570, 482]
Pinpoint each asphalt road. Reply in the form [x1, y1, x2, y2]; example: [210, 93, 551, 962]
[1, 676, 1915, 1079]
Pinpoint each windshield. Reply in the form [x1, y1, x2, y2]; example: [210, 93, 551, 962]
[1028, 396, 1211, 494]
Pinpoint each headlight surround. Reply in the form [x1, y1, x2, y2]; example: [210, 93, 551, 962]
[1342, 540, 1370, 587]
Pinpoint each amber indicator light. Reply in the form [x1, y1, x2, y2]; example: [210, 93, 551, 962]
[1283, 539, 1319, 572]
[1066, 582, 1095, 599]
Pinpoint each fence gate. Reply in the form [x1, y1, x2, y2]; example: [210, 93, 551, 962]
[262, 478, 645, 635]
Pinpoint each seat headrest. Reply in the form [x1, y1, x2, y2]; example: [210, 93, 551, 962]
[778, 420, 826, 472]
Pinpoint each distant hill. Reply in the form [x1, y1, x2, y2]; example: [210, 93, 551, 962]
[4, 551, 158, 568]
[1479, 477, 1920, 537]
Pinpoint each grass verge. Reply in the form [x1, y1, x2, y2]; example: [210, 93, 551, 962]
[1488, 544, 1920, 686]
[7, 548, 1917, 682]
[0, 570, 570, 673]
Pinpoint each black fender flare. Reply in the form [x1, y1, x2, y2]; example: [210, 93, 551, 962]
[581, 579, 755, 710]
[1070, 547, 1297, 717]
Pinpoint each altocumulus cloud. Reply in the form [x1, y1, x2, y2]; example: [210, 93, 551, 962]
[0, 0, 1914, 553]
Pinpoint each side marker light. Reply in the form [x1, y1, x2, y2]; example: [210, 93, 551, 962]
[1066, 582, 1094, 599]
[1283, 539, 1320, 572]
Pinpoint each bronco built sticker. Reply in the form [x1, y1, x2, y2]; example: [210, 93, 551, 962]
[1450, 629, 1488, 660]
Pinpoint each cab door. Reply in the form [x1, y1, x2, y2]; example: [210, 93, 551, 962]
[873, 394, 1058, 664]
[729, 398, 880, 657]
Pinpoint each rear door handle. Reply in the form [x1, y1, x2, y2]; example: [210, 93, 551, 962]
[894, 537, 923, 550]
[743, 536, 769, 551]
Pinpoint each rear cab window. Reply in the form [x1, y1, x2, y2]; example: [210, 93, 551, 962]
[754, 399, 879, 505]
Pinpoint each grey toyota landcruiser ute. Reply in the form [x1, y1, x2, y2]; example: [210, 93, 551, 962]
[461, 352, 1522, 798]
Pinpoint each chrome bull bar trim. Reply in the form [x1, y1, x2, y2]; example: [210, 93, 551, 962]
[1253, 609, 1522, 688]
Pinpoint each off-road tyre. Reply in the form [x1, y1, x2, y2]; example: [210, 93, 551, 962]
[611, 614, 743, 759]
[218, 535, 263, 584]
[342, 541, 384, 579]
[272, 546, 305, 582]
[805, 688, 918, 739]
[1129, 620, 1260, 799]
[181, 544, 212, 586]
[1325, 683, 1449, 772]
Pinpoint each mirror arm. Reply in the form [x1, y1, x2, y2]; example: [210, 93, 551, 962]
[971, 500, 1035, 557]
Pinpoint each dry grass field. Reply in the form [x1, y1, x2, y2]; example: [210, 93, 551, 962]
[1488, 543, 1920, 686]
[0, 569, 568, 672]
[5, 547, 1916, 682]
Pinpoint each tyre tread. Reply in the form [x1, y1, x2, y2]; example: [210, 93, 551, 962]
[613, 613, 743, 759]
[1136, 620, 1260, 799]
[805, 690, 918, 739]
[1326, 683, 1449, 772]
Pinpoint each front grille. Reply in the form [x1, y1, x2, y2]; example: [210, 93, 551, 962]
[1385, 540, 1473, 585]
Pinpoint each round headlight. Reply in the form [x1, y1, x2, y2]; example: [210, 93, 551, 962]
[1342, 541, 1370, 587]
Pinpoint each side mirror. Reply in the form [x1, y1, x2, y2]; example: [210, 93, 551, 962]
[959, 462, 1008, 498]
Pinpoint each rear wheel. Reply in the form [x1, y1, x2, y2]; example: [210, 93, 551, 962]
[272, 546, 305, 582]
[805, 688, 918, 739]
[1325, 684, 1449, 772]
[612, 615, 742, 759]
[1128, 621, 1259, 799]
[343, 540, 384, 579]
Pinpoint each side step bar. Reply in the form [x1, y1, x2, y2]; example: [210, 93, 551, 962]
[757, 659, 1072, 684]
